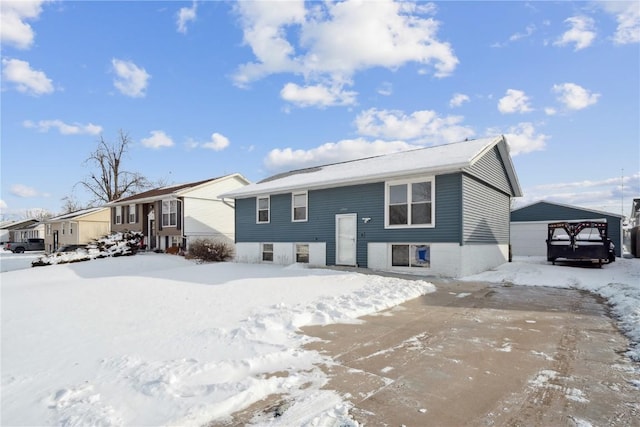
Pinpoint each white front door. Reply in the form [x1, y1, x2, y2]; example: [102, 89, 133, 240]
[336, 213, 357, 266]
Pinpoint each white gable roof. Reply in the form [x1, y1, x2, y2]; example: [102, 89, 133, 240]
[48, 207, 109, 221]
[223, 136, 520, 198]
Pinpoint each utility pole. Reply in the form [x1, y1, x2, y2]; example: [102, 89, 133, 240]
[621, 168, 624, 218]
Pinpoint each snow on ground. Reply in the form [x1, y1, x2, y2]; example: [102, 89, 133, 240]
[1, 253, 638, 426]
[0, 253, 435, 426]
[0, 250, 43, 272]
[463, 256, 640, 362]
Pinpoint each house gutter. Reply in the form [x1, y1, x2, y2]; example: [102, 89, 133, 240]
[221, 163, 471, 199]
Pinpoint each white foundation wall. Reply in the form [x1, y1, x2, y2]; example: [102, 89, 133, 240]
[234, 242, 326, 267]
[458, 244, 509, 277]
[367, 242, 509, 278]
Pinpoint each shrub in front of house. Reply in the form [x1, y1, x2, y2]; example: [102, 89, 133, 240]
[185, 239, 234, 263]
[32, 231, 144, 267]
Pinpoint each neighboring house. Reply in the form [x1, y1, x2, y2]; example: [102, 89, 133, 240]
[222, 136, 522, 278]
[510, 201, 623, 258]
[44, 207, 111, 253]
[107, 174, 250, 252]
[1, 219, 43, 243]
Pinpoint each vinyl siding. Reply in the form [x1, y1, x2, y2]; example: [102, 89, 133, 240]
[511, 202, 622, 256]
[462, 174, 510, 244]
[466, 145, 514, 196]
[235, 173, 463, 266]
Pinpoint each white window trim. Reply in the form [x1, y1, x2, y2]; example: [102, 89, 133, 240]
[295, 243, 310, 263]
[262, 242, 274, 262]
[257, 196, 270, 224]
[291, 191, 308, 222]
[162, 199, 178, 227]
[388, 243, 432, 269]
[384, 177, 435, 229]
[128, 204, 136, 223]
[115, 206, 122, 225]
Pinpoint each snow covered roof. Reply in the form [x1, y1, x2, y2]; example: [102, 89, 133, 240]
[223, 136, 520, 198]
[47, 207, 109, 222]
[109, 174, 249, 205]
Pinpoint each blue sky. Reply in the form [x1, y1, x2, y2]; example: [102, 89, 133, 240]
[1, 0, 638, 220]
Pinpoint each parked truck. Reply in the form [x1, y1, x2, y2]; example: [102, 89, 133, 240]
[4, 238, 45, 253]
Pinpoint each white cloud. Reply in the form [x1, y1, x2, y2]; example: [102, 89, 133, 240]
[0, 0, 47, 49]
[449, 93, 470, 108]
[554, 15, 596, 50]
[280, 82, 357, 108]
[177, 2, 197, 34]
[598, 1, 640, 44]
[498, 89, 533, 114]
[23, 119, 102, 135]
[544, 107, 557, 116]
[233, 0, 458, 95]
[0, 200, 7, 210]
[10, 184, 40, 198]
[552, 82, 600, 110]
[492, 24, 536, 48]
[355, 108, 475, 143]
[141, 130, 174, 149]
[111, 58, 150, 98]
[2, 58, 54, 95]
[264, 138, 419, 172]
[377, 82, 393, 96]
[202, 133, 230, 151]
[487, 122, 548, 156]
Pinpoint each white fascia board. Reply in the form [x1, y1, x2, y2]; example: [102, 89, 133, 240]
[222, 164, 468, 199]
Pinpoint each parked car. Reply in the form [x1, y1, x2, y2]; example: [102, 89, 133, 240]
[4, 238, 45, 253]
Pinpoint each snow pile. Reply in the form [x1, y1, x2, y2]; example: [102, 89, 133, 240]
[31, 231, 143, 266]
[463, 257, 640, 361]
[1, 256, 434, 426]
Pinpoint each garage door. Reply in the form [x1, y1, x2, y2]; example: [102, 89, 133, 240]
[511, 222, 548, 257]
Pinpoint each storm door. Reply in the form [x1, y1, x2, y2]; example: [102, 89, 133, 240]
[335, 213, 357, 266]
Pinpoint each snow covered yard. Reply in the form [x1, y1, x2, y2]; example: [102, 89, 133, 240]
[0, 253, 435, 426]
[1, 252, 638, 426]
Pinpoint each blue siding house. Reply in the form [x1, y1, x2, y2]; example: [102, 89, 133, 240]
[222, 136, 522, 277]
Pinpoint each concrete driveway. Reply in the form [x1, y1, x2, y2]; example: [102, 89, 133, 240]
[301, 280, 639, 426]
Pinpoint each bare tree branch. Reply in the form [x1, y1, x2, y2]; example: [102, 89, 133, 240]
[78, 130, 152, 205]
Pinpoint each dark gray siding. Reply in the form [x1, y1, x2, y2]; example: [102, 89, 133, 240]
[462, 174, 510, 244]
[511, 202, 622, 256]
[235, 173, 463, 266]
[466, 145, 514, 196]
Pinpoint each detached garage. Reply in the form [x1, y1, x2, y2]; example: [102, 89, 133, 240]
[511, 201, 623, 257]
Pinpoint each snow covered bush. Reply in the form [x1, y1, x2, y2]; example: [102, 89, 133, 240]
[185, 239, 234, 263]
[32, 231, 144, 267]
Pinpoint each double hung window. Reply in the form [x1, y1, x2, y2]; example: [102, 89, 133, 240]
[162, 200, 177, 227]
[262, 243, 274, 261]
[128, 204, 136, 223]
[295, 244, 309, 263]
[257, 196, 270, 223]
[292, 192, 308, 222]
[115, 206, 122, 225]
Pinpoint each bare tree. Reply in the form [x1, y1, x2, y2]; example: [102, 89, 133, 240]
[79, 130, 151, 204]
[60, 196, 86, 214]
[23, 209, 52, 221]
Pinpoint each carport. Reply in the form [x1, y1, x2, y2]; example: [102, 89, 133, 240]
[510, 201, 623, 257]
